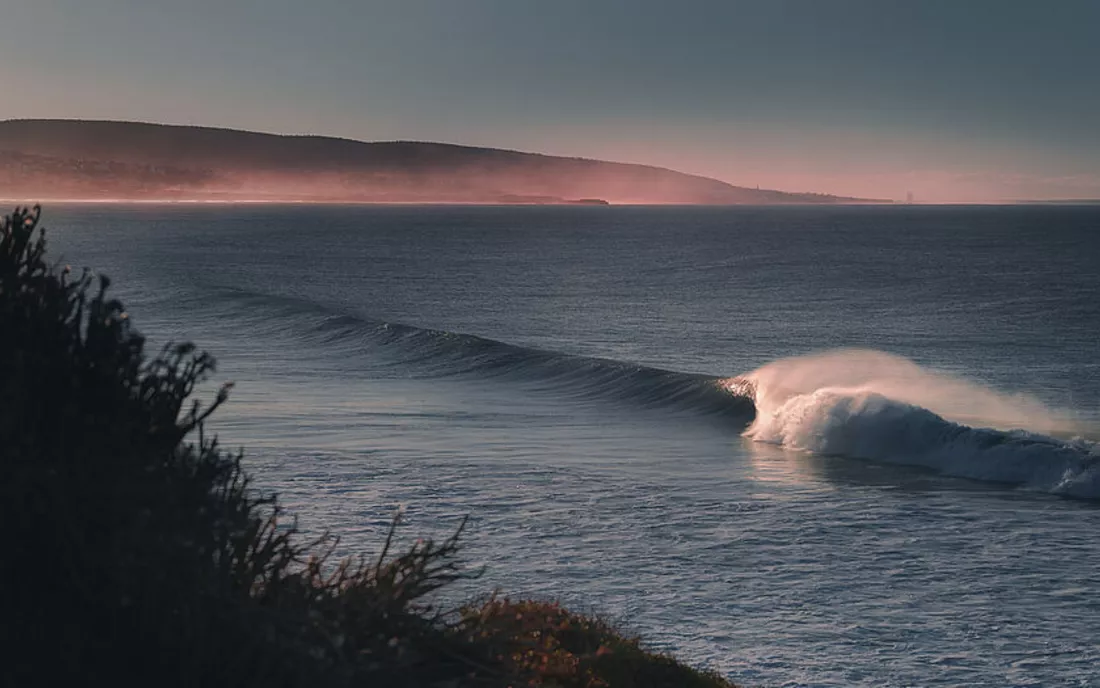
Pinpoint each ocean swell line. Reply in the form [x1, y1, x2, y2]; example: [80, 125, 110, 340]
[210, 286, 756, 419]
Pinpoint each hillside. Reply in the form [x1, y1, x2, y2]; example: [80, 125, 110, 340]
[0, 119, 883, 204]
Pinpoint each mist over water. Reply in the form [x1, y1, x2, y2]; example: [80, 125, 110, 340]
[738, 348, 1077, 435]
[730, 349, 1099, 497]
[42, 204, 1100, 687]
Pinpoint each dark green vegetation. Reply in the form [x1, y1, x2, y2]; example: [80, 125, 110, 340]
[0, 205, 736, 687]
[0, 119, 883, 204]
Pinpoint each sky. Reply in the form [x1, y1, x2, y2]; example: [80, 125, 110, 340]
[2, 0, 1099, 201]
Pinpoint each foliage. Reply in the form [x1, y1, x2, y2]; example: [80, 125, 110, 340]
[455, 600, 735, 688]
[0, 205, 735, 688]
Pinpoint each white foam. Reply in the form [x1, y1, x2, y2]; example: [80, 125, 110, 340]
[728, 350, 1100, 497]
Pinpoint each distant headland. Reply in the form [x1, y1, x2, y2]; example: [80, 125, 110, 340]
[0, 119, 888, 205]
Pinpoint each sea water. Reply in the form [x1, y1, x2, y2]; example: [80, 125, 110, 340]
[43, 204, 1100, 687]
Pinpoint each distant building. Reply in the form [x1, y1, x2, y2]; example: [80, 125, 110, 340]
[906, 191, 914, 204]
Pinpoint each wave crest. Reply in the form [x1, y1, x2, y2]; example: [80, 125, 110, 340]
[215, 287, 755, 418]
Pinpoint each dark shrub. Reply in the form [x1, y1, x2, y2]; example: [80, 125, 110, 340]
[0, 206, 478, 686]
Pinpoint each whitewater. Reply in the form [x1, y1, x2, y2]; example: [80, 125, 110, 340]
[43, 204, 1100, 687]
[730, 349, 1100, 498]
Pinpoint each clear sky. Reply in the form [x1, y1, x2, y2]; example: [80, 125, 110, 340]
[3, 0, 1099, 201]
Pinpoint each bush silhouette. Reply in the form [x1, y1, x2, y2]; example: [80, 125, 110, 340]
[0, 206, 735, 688]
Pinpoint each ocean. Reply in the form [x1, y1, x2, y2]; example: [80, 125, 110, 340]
[44, 204, 1100, 687]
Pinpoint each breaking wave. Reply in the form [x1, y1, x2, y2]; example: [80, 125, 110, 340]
[210, 289, 1099, 497]
[728, 350, 1100, 498]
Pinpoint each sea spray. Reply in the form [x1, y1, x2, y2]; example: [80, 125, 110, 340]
[726, 349, 1100, 497]
[736, 348, 1069, 433]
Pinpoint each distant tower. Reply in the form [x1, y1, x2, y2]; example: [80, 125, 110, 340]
[906, 191, 914, 204]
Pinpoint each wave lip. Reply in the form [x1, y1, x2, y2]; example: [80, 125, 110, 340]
[730, 350, 1100, 498]
[212, 286, 756, 419]
[335, 315, 756, 419]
